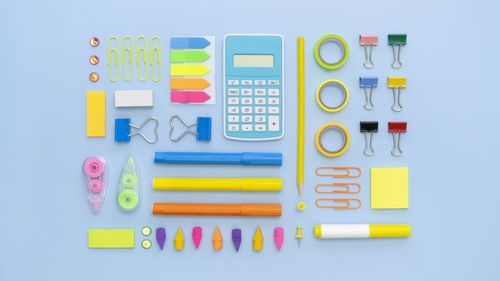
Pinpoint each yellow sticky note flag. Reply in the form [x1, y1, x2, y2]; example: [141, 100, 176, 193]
[86, 91, 106, 137]
[88, 229, 135, 249]
[170, 64, 210, 76]
[371, 167, 408, 209]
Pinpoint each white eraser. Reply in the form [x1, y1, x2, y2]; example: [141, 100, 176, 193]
[114, 90, 154, 107]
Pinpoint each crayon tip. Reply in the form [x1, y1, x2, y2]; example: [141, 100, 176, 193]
[156, 227, 166, 250]
[192, 226, 202, 249]
[232, 228, 242, 252]
[213, 227, 223, 251]
[253, 227, 263, 251]
[274, 227, 284, 251]
[174, 227, 184, 251]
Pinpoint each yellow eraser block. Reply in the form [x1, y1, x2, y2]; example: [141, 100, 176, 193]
[387, 77, 407, 88]
[371, 167, 408, 209]
[86, 91, 106, 137]
[88, 229, 134, 248]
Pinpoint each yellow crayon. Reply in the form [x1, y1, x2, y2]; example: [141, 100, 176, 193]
[253, 227, 263, 251]
[153, 178, 282, 192]
[174, 227, 185, 250]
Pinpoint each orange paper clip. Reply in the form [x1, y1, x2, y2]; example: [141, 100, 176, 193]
[315, 198, 361, 210]
[315, 183, 361, 194]
[315, 166, 362, 178]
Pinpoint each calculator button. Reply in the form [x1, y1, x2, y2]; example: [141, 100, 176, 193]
[255, 106, 266, 114]
[228, 80, 239, 86]
[255, 98, 266, 105]
[255, 89, 266, 96]
[242, 98, 252, 105]
[242, 80, 253, 86]
[242, 107, 253, 114]
[255, 80, 266, 86]
[255, 124, 266, 131]
[268, 80, 279, 86]
[268, 98, 280, 105]
[269, 89, 280, 96]
[228, 106, 239, 114]
[241, 88, 253, 96]
[228, 98, 240, 105]
[268, 116, 280, 131]
[242, 115, 253, 123]
[228, 124, 240, 131]
[242, 124, 253, 131]
[228, 89, 240, 96]
[255, 116, 266, 123]
[269, 106, 280, 114]
[228, 115, 240, 123]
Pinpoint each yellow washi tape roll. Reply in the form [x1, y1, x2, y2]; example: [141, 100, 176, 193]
[316, 79, 349, 113]
[315, 122, 350, 157]
[314, 34, 349, 70]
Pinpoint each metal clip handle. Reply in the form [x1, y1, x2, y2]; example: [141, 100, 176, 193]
[315, 183, 361, 194]
[391, 87, 403, 112]
[391, 45, 403, 69]
[129, 117, 159, 144]
[315, 166, 362, 178]
[315, 198, 361, 210]
[363, 45, 374, 69]
[391, 132, 403, 157]
[363, 132, 375, 156]
[363, 86, 375, 110]
[169, 115, 197, 142]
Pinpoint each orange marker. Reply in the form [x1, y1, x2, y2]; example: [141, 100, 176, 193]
[213, 227, 223, 251]
[152, 203, 281, 217]
[170, 78, 210, 90]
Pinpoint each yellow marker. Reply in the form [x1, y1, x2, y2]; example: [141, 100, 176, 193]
[296, 226, 303, 247]
[88, 229, 134, 249]
[174, 227, 185, 251]
[297, 37, 305, 197]
[314, 224, 411, 238]
[86, 91, 106, 137]
[153, 178, 282, 192]
[387, 77, 407, 88]
[213, 227, 223, 251]
[170, 64, 210, 76]
[253, 227, 263, 251]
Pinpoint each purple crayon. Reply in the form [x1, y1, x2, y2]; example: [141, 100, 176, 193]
[156, 227, 166, 250]
[232, 228, 242, 252]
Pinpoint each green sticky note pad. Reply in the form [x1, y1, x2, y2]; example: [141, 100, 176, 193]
[371, 167, 408, 209]
[88, 229, 135, 249]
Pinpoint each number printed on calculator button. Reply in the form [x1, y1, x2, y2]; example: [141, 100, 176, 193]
[228, 89, 240, 96]
[241, 88, 252, 96]
[228, 106, 239, 114]
[255, 98, 266, 105]
[242, 98, 252, 105]
[242, 106, 253, 114]
[268, 116, 280, 131]
[242, 115, 253, 123]
[255, 106, 266, 114]
[269, 106, 280, 114]
[255, 115, 266, 123]
[228, 124, 240, 131]
[228, 97, 240, 105]
[242, 124, 253, 131]
[228, 115, 240, 123]
[269, 89, 279, 96]
[255, 89, 266, 96]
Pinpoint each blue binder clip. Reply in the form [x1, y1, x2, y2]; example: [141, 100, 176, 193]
[359, 77, 378, 110]
[169, 115, 211, 142]
[115, 117, 159, 144]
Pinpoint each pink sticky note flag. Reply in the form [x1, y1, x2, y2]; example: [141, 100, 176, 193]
[171, 91, 211, 103]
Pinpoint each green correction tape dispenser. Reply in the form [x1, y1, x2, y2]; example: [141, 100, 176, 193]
[117, 156, 141, 211]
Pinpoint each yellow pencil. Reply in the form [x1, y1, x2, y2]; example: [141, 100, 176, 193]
[297, 37, 305, 196]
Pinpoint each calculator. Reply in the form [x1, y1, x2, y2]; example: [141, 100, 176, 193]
[223, 34, 284, 141]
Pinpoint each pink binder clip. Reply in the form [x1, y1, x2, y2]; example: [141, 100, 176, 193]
[359, 35, 378, 69]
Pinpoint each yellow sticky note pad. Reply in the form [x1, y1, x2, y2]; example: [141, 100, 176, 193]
[371, 167, 408, 209]
[86, 91, 106, 137]
[88, 229, 134, 249]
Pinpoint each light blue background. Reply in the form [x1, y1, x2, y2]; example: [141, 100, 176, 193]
[1, 0, 499, 280]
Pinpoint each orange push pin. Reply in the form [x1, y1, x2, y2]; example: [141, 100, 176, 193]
[89, 72, 99, 83]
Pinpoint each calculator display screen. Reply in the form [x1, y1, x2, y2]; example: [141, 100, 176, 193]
[233, 55, 274, 67]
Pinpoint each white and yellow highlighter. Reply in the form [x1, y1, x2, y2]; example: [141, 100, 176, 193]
[314, 224, 411, 239]
[153, 178, 282, 192]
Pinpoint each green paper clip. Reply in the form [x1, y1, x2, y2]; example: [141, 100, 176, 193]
[388, 34, 407, 69]
[170, 50, 210, 63]
[150, 36, 161, 82]
[122, 36, 133, 82]
[107, 36, 119, 82]
[136, 36, 148, 82]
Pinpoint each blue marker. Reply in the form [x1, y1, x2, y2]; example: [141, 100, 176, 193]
[170, 37, 211, 49]
[154, 152, 282, 166]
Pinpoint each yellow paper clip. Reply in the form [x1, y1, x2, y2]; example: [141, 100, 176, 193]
[150, 36, 161, 82]
[315, 198, 361, 210]
[107, 36, 119, 82]
[315, 166, 361, 178]
[122, 36, 133, 82]
[315, 183, 361, 194]
[136, 36, 148, 82]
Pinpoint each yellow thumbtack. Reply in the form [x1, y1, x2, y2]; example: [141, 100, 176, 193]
[297, 201, 306, 211]
[253, 227, 263, 251]
[174, 227, 185, 251]
[296, 226, 303, 247]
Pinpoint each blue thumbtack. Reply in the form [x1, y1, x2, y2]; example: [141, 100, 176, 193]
[359, 77, 378, 110]
[169, 115, 211, 142]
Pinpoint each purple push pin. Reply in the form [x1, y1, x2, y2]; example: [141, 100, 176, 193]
[232, 228, 242, 252]
[156, 227, 166, 250]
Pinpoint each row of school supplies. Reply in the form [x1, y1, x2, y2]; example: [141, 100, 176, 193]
[360, 121, 408, 156]
[359, 76, 407, 111]
[359, 34, 407, 69]
[314, 167, 362, 210]
[89, 37, 100, 82]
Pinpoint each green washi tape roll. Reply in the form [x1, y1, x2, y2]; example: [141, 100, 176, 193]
[118, 189, 139, 211]
[121, 174, 139, 188]
[314, 34, 349, 70]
